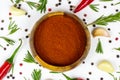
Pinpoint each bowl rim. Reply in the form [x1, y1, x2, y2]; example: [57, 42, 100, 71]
[30, 11, 91, 72]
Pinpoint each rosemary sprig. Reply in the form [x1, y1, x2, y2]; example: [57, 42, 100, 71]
[89, 4, 99, 12]
[100, 0, 113, 1]
[8, 20, 20, 35]
[87, 12, 120, 26]
[0, 36, 15, 45]
[37, 0, 47, 13]
[23, 50, 37, 64]
[26, 0, 47, 13]
[10, 0, 47, 13]
[31, 69, 41, 80]
[26, 1, 39, 10]
[96, 38, 103, 54]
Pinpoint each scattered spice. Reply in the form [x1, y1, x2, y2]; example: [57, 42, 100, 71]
[0, 39, 22, 79]
[92, 24, 96, 27]
[91, 62, 94, 65]
[9, 12, 12, 16]
[116, 55, 120, 58]
[48, 8, 52, 12]
[1, 20, 4, 23]
[19, 63, 23, 66]
[83, 14, 87, 17]
[115, 9, 119, 12]
[88, 72, 92, 75]
[100, 77, 104, 80]
[103, 6, 107, 8]
[115, 37, 119, 41]
[28, 15, 31, 18]
[24, 29, 28, 32]
[0, 27, 4, 30]
[108, 40, 112, 43]
[107, 28, 111, 31]
[19, 72, 22, 75]
[86, 78, 90, 80]
[4, 47, 7, 51]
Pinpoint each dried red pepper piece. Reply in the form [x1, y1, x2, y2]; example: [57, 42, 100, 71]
[74, 0, 94, 13]
[0, 39, 22, 79]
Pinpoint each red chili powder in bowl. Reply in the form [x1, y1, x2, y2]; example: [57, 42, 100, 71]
[33, 12, 87, 66]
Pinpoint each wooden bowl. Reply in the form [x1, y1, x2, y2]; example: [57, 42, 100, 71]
[30, 12, 90, 72]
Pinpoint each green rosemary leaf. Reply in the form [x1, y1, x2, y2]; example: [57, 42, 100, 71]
[0, 44, 4, 48]
[114, 47, 120, 51]
[62, 73, 72, 80]
[96, 39, 103, 54]
[15, 0, 23, 4]
[10, 0, 14, 3]
[50, 71, 61, 73]
[23, 50, 37, 64]
[117, 72, 120, 73]
[109, 73, 117, 80]
[0, 36, 15, 45]
[24, 77, 27, 80]
[89, 4, 99, 12]
[10, 0, 24, 4]
[8, 20, 20, 35]
[87, 12, 120, 26]
[100, 0, 113, 1]
[26, 1, 38, 9]
[37, 0, 47, 13]
[31, 69, 41, 80]
[114, 2, 120, 5]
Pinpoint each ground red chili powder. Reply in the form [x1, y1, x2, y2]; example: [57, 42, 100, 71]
[34, 14, 87, 66]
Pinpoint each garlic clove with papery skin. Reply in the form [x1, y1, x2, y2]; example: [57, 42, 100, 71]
[97, 60, 114, 73]
[10, 6, 26, 16]
[92, 27, 110, 37]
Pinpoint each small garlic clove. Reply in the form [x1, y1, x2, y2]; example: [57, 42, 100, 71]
[10, 6, 26, 16]
[97, 60, 114, 73]
[92, 27, 110, 37]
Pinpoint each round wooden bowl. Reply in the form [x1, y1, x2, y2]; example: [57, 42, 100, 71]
[30, 12, 90, 72]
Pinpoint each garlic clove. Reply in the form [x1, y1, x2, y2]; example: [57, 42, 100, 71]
[97, 60, 114, 73]
[10, 6, 26, 16]
[92, 27, 110, 37]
